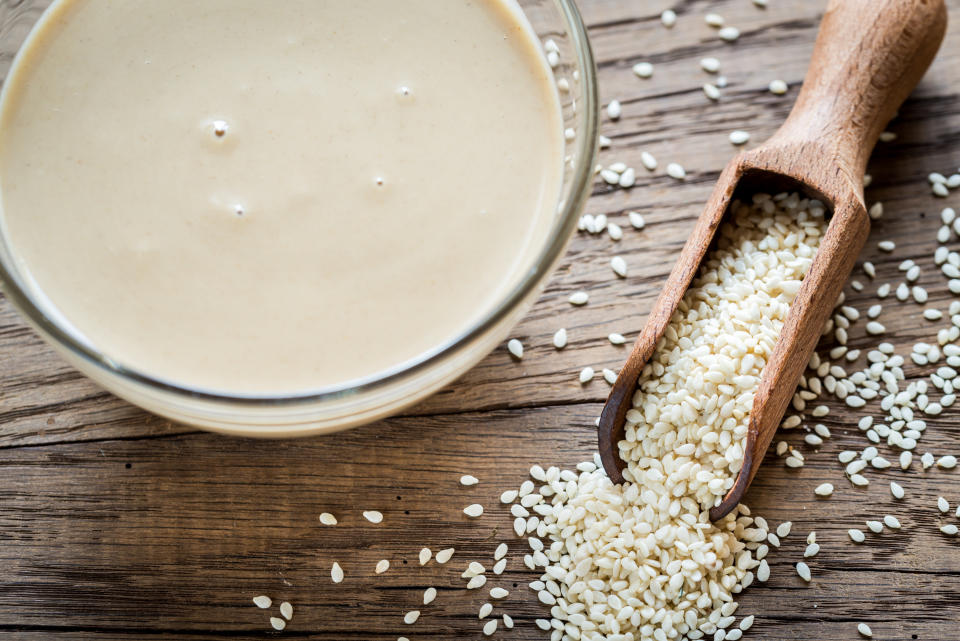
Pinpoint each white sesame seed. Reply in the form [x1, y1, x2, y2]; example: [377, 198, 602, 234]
[796, 562, 811, 582]
[463, 504, 484, 518]
[602, 368, 618, 385]
[804, 543, 820, 557]
[502, 614, 514, 629]
[703, 83, 721, 100]
[608, 333, 627, 345]
[618, 168, 636, 188]
[253, 595, 272, 609]
[878, 240, 896, 252]
[640, 152, 658, 171]
[467, 575, 487, 589]
[419, 547, 432, 565]
[729, 130, 750, 145]
[568, 291, 589, 306]
[941, 524, 959, 536]
[938, 455, 958, 468]
[769, 79, 788, 95]
[849, 529, 866, 543]
[606, 100, 622, 120]
[423, 587, 437, 605]
[718, 26, 740, 41]
[701, 57, 720, 73]
[660, 9, 677, 27]
[279, 602, 293, 621]
[814, 483, 834, 496]
[666, 163, 686, 179]
[478, 603, 492, 619]
[375, 559, 390, 574]
[552, 328, 568, 350]
[490, 587, 509, 599]
[404, 610, 420, 625]
[611, 256, 628, 278]
[883, 515, 901, 529]
[858, 622, 873, 637]
[331, 562, 344, 583]
[940, 497, 951, 513]
[460, 475, 478, 486]
[579, 367, 595, 384]
[435, 548, 455, 564]
[270, 617, 286, 631]
[632, 62, 654, 78]
[362, 511, 383, 524]
[483, 619, 498, 636]
[890, 482, 905, 499]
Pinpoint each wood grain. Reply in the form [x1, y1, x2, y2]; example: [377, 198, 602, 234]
[1, 0, 960, 638]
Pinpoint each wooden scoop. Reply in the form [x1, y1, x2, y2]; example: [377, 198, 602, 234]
[598, 0, 947, 521]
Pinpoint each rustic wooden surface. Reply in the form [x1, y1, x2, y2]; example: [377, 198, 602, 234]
[1, 0, 959, 638]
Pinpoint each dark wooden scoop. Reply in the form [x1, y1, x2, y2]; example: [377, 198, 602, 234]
[598, 0, 947, 520]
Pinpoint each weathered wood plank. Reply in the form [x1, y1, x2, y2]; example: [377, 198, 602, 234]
[0, 404, 955, 637]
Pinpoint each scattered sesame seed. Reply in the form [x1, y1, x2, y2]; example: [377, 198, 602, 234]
[253, 595, 272, 609]
[701, 57, 721, 73]
[941, 524, 959, 536]
[606, 100, 622, 120]
[718, 26, 740, 41]
[666, 163, 686, 180]
[611, 256, 628, 278]
[703, 83, 721, 100]
[858, 622, 873, 637]
[270, 617, 286, 631]
[661, 9, 677, 27]
[632, 62, 654, 78]
[463, 504, 484, 518]
[553, 328, 568, 349]
[423, 587, 437, 605]
[331, 562, 344, 583]
[579, 367, 595, 384]
[729, 130, 750, 145]
[460, 475, 479, 486]
[568, 291, 589, 306]
[796, 562, 811, 582]
[362, 511, 383, 524]
[814, 483, 834, 496]
[890, 482, 905, 499]
[483, 618, 498, 636]
[376, 559, 390, 574]
[883, 515, 901, 529]
[849, 529, 866, 543]
[279, 602, 293, 621]
[318, 512, 338, 526]
[769, 79, 788, 94]
[435, 548, 455, 564]
[419, 547, 432, 565]
[403, 610, 420, 625]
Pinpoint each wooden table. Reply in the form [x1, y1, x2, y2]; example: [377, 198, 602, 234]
[1, 0, 958, 639]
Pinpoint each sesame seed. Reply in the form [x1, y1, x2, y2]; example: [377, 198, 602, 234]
[490, 587, 509, 599]
[701, 57, 721, 73]
[858, 622, 873, 637]
[568, 291, 589, 306]
[666, 163, 686, 179]
[611, 256, 628, 277]
[940, 524, 959, 536]
[403, 610, 420, 625]
[252, 595, 272, 609]
[270, 617, 286, 631]
[718, 26, 740, 41]
[729, 130, 750, 145]
[660, 9, 677, 27]
[804, 543, 820, 557]
[362, 511, 383, 524]
[579, 367, 595, 384]
[796, 562, 811, 582]
[467, 575, 487, 589]
[703, 83, 721, 100]
[849, 529, 866, 543]
[769, 79, 788, 94]
[640, 152, 658, 171]
[419, 547, 432, 565]
[632, 62, 654, 78]
[423, 587, 437, 605]
[279, 602, 293, 621]
[375, 559, 390, 574]
[883, 515, 901, 529]
[890, 482, 905, 499]
[478, 603, 493, 618]
[606, 100, 622, 120]
[814, 483, 834, 496]
[460, 475, 478, 486]
[463, 504, 484, 518]
[435, 548, 455, 564]
[331, 562, 344, 583]
[483, 619, 498, 636]
[866, 520, 883, 533]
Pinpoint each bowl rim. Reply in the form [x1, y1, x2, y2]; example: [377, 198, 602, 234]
[0, 0, 599, 408]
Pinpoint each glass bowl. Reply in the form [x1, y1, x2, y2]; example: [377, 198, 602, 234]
[0, 0, 598, 437]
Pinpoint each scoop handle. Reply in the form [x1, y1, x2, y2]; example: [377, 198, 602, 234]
[769, 0, 946, 191]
